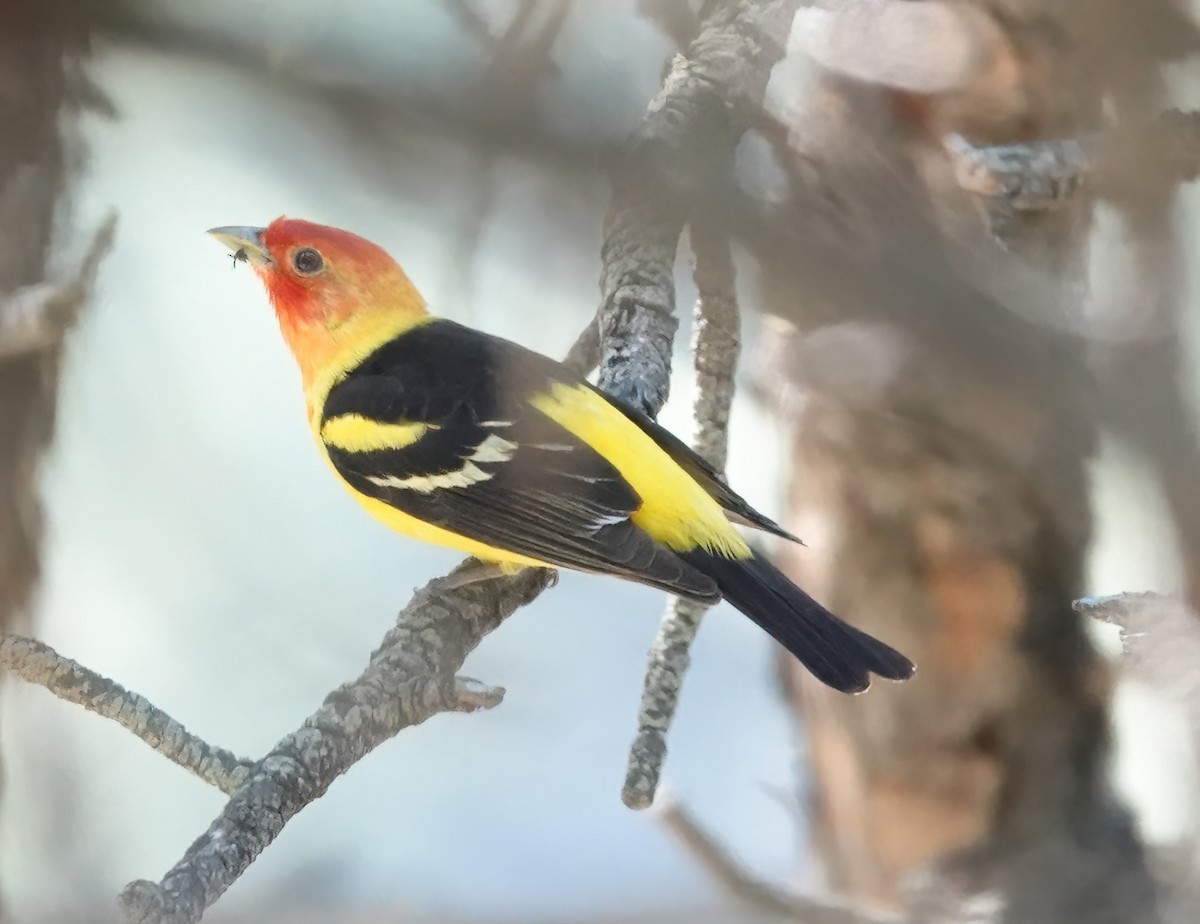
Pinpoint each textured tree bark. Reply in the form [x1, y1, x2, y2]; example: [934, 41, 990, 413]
[758, 2, 1181, 921]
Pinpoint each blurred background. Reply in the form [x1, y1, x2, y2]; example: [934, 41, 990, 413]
[1, 1, 1199, 922]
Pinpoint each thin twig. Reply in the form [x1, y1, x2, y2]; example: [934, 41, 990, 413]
[655, 790, 898, 923]
[118, 562, 553, 924]
[623, 226, 739, 809]
[0, 635, 254, 795]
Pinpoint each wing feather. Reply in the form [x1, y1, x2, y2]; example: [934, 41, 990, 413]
[321, 321, 719, 602]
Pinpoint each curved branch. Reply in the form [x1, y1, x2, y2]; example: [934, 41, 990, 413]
[0, 634, 253, 795]
[656, 791, 897, 924]
[119, 562, 553, 924]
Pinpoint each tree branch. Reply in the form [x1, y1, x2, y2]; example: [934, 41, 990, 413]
[118, 561, 554, 924]
[943, 110, 1200, 216]
[655, 790, 898, 924]
[623, 226, 740, 809]
[595, 0, 795, 413]
[0, 634, 253, 795]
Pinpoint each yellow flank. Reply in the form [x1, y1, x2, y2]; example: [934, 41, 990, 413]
[321, 414, 430, 453]
[531, 383, 752, 558]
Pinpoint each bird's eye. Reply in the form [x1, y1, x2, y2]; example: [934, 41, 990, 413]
[293, 248, 324, 275]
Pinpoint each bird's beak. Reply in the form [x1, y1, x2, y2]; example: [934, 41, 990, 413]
[207, 226, 273, 268]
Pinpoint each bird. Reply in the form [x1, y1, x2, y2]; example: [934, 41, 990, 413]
[208, 218, 915, 693]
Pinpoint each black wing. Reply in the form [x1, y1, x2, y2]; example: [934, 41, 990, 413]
[321, 320, 719, 602]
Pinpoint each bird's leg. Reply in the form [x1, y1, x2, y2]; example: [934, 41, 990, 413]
[439, 560, 526, 591]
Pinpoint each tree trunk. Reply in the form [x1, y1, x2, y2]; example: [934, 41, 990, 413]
[755, 2, 1188, 920]
[0, 7, 98, 917]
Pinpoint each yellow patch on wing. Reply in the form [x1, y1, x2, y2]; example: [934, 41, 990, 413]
[530, 383, 751, 558]
[321, 413, 430, 453]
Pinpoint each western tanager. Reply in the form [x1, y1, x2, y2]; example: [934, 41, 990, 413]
[208, 218, 914, 693]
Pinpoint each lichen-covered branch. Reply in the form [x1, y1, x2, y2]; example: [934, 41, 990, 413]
[118, 561, 554, 924]
[943, 134, 1089, 214]
[622, 227, 740, 809]
[0, 634, 253, 795]
[595, 0, 795, 414]
[943, 110, 1200, 215]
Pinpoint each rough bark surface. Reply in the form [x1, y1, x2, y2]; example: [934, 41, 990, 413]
[597, 0, 798, 415]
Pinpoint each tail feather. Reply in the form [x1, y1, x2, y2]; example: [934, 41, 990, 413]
[681, 550, 915, 693]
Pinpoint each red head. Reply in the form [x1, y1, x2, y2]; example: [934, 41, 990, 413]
[209, 217, 429, 389]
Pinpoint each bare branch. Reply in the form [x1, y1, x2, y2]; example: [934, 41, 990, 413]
[0, 212, 116, 360]
[623, 226, 739, 809]
[943, 110, 1200, 216]
[118, 561, 554, 924]
[596, 0, 795, 414]
[623, 597, 709, 810]
[655, 791, 898, 924]
[0, 634, 253, 795]
[943, 134, 1089, 214]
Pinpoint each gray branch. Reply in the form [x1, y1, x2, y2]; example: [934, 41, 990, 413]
[943, 110, 1200, 216]
[656, 790, 897, 924]
[623, 227, 740, 809]
[0, 634, 254, 795]
[943, 134, 1090, 214]
[118, 561, 554, 924]
[595, 0, 796, 414]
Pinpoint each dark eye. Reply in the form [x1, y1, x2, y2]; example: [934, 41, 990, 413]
[293, 248, 324, 275]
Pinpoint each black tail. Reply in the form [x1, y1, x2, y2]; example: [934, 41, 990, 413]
[682, 550, 915, 693]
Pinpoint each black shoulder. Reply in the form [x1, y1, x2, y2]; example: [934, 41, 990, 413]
[324, 319, 577, 426]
